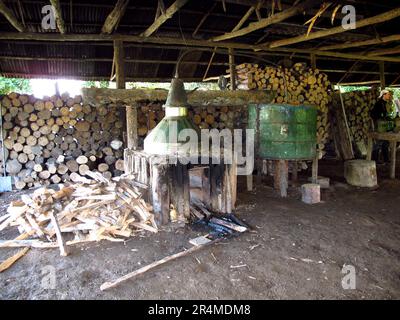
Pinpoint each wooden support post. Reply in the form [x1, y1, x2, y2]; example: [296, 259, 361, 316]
[126, 104, 138, 150]
[292, 161, 298, 183]
[379, 61, 386, 89]
[367, 136, 373, 161]
[201, 167, 211, 207]
[210, 164, 223, 212]
[310, 53, 317, 69]
[274, 160, 288, 197]
[150, 161, 170, 225]
[114, 40, 125, 89]
[169, 163, 190, 222]
[246, 174, 253, 191]
[390, 141, 397, 179]
[312, 155, 318, 184]
[229, 48, 236, 90]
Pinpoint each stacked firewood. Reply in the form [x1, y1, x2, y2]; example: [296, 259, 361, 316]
[1, 92, 124, 189]
[342, 88, 379, 144]
[136, 102, 246, 137]
[235, 63, 332, 158]
[0, 172, 157, 251]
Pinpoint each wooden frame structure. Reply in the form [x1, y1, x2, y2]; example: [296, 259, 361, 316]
[0, 0, 399, 84]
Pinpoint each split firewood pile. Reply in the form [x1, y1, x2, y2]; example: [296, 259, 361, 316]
[0, 171, 157, 252]
[0, 92, 125, 190]
[235, 63, 332, 159]
[342, 88, 379, 144]
[136, 101, 246, 139]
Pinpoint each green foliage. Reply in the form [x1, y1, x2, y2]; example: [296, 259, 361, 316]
[0, 77, 31, 95]
[83, 80, 110, 88]
[336, 85, 371, 93]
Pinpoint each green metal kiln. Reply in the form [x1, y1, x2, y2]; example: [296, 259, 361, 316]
[248, 104, 317, 160]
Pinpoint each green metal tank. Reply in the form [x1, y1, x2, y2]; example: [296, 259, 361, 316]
[248, 104, 317, 160]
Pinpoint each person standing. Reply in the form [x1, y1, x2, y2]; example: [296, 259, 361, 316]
[370, 89, 396, 163]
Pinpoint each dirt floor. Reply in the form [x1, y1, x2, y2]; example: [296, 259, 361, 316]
[0, 160, 399, 300]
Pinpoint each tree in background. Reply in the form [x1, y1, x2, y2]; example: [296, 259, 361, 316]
[83, 80, 110, 88]
[0, 77, 31, 95]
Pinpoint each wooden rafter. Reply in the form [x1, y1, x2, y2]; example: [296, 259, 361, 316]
[49, 0, 66, 34]
[140, 0, 190, 38]
[212, 0, 319, 42]
[0, 0, 25, 32]
[231, 5, 255, 32]
[101, 0, 129, 34]
[192, 2, 217, 37]
[319, 34, 400, 51]
[263, 7, 400, 49]
[366, 46, 400, 57]
[1, 32, 400, 63]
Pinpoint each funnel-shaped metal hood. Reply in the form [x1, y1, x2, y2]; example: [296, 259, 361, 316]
[144, 77, 200, 156]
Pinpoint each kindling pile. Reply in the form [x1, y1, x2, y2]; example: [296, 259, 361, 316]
[0, 171, 157, 253]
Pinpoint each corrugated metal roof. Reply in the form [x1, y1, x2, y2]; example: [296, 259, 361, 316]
[0, 0, 399, 83]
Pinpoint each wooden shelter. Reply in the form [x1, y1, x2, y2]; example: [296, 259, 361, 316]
[0, 0, 399, 85]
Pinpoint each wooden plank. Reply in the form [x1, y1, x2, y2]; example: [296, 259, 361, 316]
[169, 163, 190, 221]
[49, 212, 69, 256]
[0, 248, 30, 273]
[150, 162, 170, 225]
[100, 237, 219, 291]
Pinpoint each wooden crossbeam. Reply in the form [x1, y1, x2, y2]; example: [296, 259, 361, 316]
[0, 0, 25, 32]
[367, 46, 400, 57]
[101, 0, 129, 34]
[319, 34, 400, 51]
[1, 32, 400, 63]
[212, 0, 319, 42]
[49, 0, 66, 34]
[263, 8, 400, 49]
[140, 0, 190, 38]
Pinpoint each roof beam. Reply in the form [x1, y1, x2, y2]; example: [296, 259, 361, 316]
[101, 0, 129, 34]
[366, 46, 400, 57]
[319, 34, 400, 51]
[140, 0, 190, 38]
[0, 0, 25, 32]
[49, 0, 66, 34]
[212, 0, 319, 42]
[1, 32, 400, 63]
[263, 7, 400, 49]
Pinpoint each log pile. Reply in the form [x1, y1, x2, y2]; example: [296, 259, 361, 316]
[136, 101, 246, 138]
[342, 88, 379, 145]
[235, 63, 333, 158]
[0, 172, 157, 251]
[1, 92, 124, 189]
